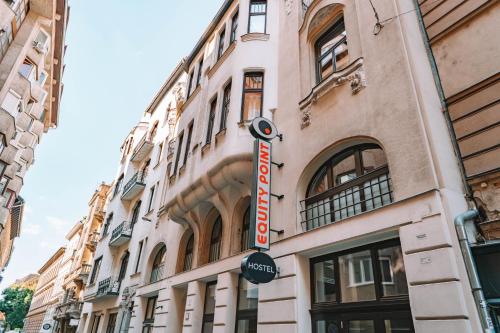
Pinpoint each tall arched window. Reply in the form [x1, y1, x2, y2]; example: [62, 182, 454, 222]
[241, 207, 251, 252]
[183, 234, 194, 272]
[150, 245, 166, 283]
[208, 216, 222, 263]
[118, 251, 129, 282]
[301, 144, 392, 231]
[315, 16, 348, 83]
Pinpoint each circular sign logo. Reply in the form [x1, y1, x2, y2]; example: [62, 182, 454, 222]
[43, 323, 52, 330]
[241, 252, 277, 284]
[249, 117, 278, 141]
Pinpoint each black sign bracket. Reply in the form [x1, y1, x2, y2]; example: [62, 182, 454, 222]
[272, 161, 284, 168]
[270, 193, 284, 200]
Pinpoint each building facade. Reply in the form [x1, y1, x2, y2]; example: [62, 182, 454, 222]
[53, 184, 111, 333]
[24, 247, 65, 333]
[9, 272, 39, 290]
[0, 0, 69, 275]
[76, 0, 497, 333]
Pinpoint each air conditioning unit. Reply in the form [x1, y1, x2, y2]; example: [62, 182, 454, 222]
[32, 41, 47, 54]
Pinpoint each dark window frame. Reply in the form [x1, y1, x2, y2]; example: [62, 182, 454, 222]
[217, 28, 226, 60]
[103, 213, 113, 236]
[173, 131, 184, 174]
[187, 71, 195, 97]
[314, 17, 348, 84]
[241, 206, 251, 252]
[248, 0, 267, 34]
[143, 296, 158, 332]
[135, 240, 144, 273]
[235, 275, 258, 333]
[208, 215, 222, 263]
[220, 81, 232, 131]
[118, 251, 130, 282]
[240, 72, 264, 122]
[113, 174, 124, 197]
[183, 121, 194, 166]
[150, 245, 166, 283]
[202, 281, 218, 333]
[105, 313, 118, 333]
[183, 233, 194, 272]
[206, 97, 217, 144]
[309, 239, 413, 333]
[196, 59, 204, 87]
[230, 10, 239, 43]
[89, 256, 103, 285]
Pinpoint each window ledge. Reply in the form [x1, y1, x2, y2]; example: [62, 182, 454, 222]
[298, 58, 365, 129]
[130, 272, 141, 279]
[237, 120, 251, 128]
[201, 142, 211, 155]
[241, 33, 270, 42]
[215, 128, 227, 144]
[208, 42, 236, 79]
[179, 164, 186, 176]
[183, 86, 201, 111]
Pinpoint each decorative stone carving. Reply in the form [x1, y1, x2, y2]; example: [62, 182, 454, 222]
[285, 0, 293, 15]
[301, 104, 312, 129]
[335, 70, 367, 95]
[167, 138, 176, 157]
[173, 82, 185, 111]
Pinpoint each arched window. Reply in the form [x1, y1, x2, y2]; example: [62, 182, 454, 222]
[118, 251, 129, 282]
[150, 245, 166, 283]
[208, 216, 222, 263]
[302, 144, 392, 231]
[315, 16, 348, 83]
[241, 207, 251, 252]
[183, 234, 194, 272]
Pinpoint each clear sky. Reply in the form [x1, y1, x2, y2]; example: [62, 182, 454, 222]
[1, 0, 224, 289]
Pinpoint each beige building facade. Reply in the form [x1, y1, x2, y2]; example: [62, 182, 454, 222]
[9, 272, 38, 290]
[69, 1, 498, 333]
[0, 0, 68, 275]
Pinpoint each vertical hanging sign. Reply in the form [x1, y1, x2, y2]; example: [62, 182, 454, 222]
[249, 117, 278, 251]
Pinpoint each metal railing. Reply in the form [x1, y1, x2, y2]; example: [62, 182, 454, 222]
[122, 170, 147, 197]
[150, 264, 164, 283]
[300, 167, 392, 231]
[96, 277, 120, 297]
[110, 221, 133, 243]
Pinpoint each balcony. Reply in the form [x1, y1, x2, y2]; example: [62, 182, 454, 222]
[77, 264, 92, 284]
[85, 231, 100, 251]
[96, 277, 120, 299]
[121, 171, 146, 201]
[130, 133, 154, 162]
[54, 300, 83, 320]
[109, 221, 133, 247]
[300, 167, 393, 231]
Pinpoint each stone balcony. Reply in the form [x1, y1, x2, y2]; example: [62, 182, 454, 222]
[16, 112, 32, 131]
[85, 231, 100, 251]
[54, 300, 83, 320]
[130, 132, 154, 162]
[0, 109, 15, 142]
[77, 263, 92, 284]
[109, 221, 133, 247]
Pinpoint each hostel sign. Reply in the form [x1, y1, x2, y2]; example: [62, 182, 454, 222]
[249, 117, 278, 250]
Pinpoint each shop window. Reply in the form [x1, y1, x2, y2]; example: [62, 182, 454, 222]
[315, 17, 348, 83]
[301, 144, 392, 231]
[236, 275, 258, 333]
[150, 245, 166, 283]
[208, 215, 222, 263]
[310, 240, 412, 333]
[183, 233, 194, 272]
[142, 296, 157, 333]
[217, 28, 226, 60]
[202, 281, 217, 333]
[248, 0, 267, 33]
[241, 72, 264, 121]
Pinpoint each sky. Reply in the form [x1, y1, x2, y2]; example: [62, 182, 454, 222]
[1, 0, 224, 290]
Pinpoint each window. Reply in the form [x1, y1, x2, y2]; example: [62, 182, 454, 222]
[315, 17, 348, 83]
[118, 251, 129, 282]
[220, 81, 231, 131]
[301, 144, 391, 231]
[202, 282, 217, 333]
[150, 245, 166, 283]
[114, 175, 124, 197]
[147, 185, 155, 212]
[187, 71, 195, 97]
[135, 240, 144, 273]
[196, 59, 204, 87]
[89, 257, 102, 285]
[156, 142, 163, 165]
[206, 98, 217, 144]
[150, 122, 159, 140]
[90, 314, 101, 333]
[19, 58, 36, 81]
[310, 240, 412, 333]
[173, 132, 184, 174]
[248, 1, 267, 33]
[0, 177, 8, 196]
[230, 11, 239, 43]
[241, 72, 264, 121]
[142, 296, 157, 333]
[208, 216, 222, 263]
[183, 122, 193, 166]
[0, 134, 6, 154]
[183, 234, 194, 272]
[236, 275, 258, 333]
[106, 313, 117, 333]
[0, 161, 6, 179]
[217, 28, 226, 60]
[33, 30, 49, 51]
[241, 207, 251, 252]
[131, 201, 142, 227]
[103, 213, 113, 236]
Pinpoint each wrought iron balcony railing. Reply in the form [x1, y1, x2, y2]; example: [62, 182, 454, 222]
[121, 171, 147, 201]
[109, 221, 133, 247]
[96, 277, 120, 298]
[300, 167, 392, 231]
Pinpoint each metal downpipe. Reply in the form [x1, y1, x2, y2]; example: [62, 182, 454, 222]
[455, 209, 495, 332]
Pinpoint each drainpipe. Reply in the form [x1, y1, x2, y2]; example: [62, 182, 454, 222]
[455, 209, 495, 332]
